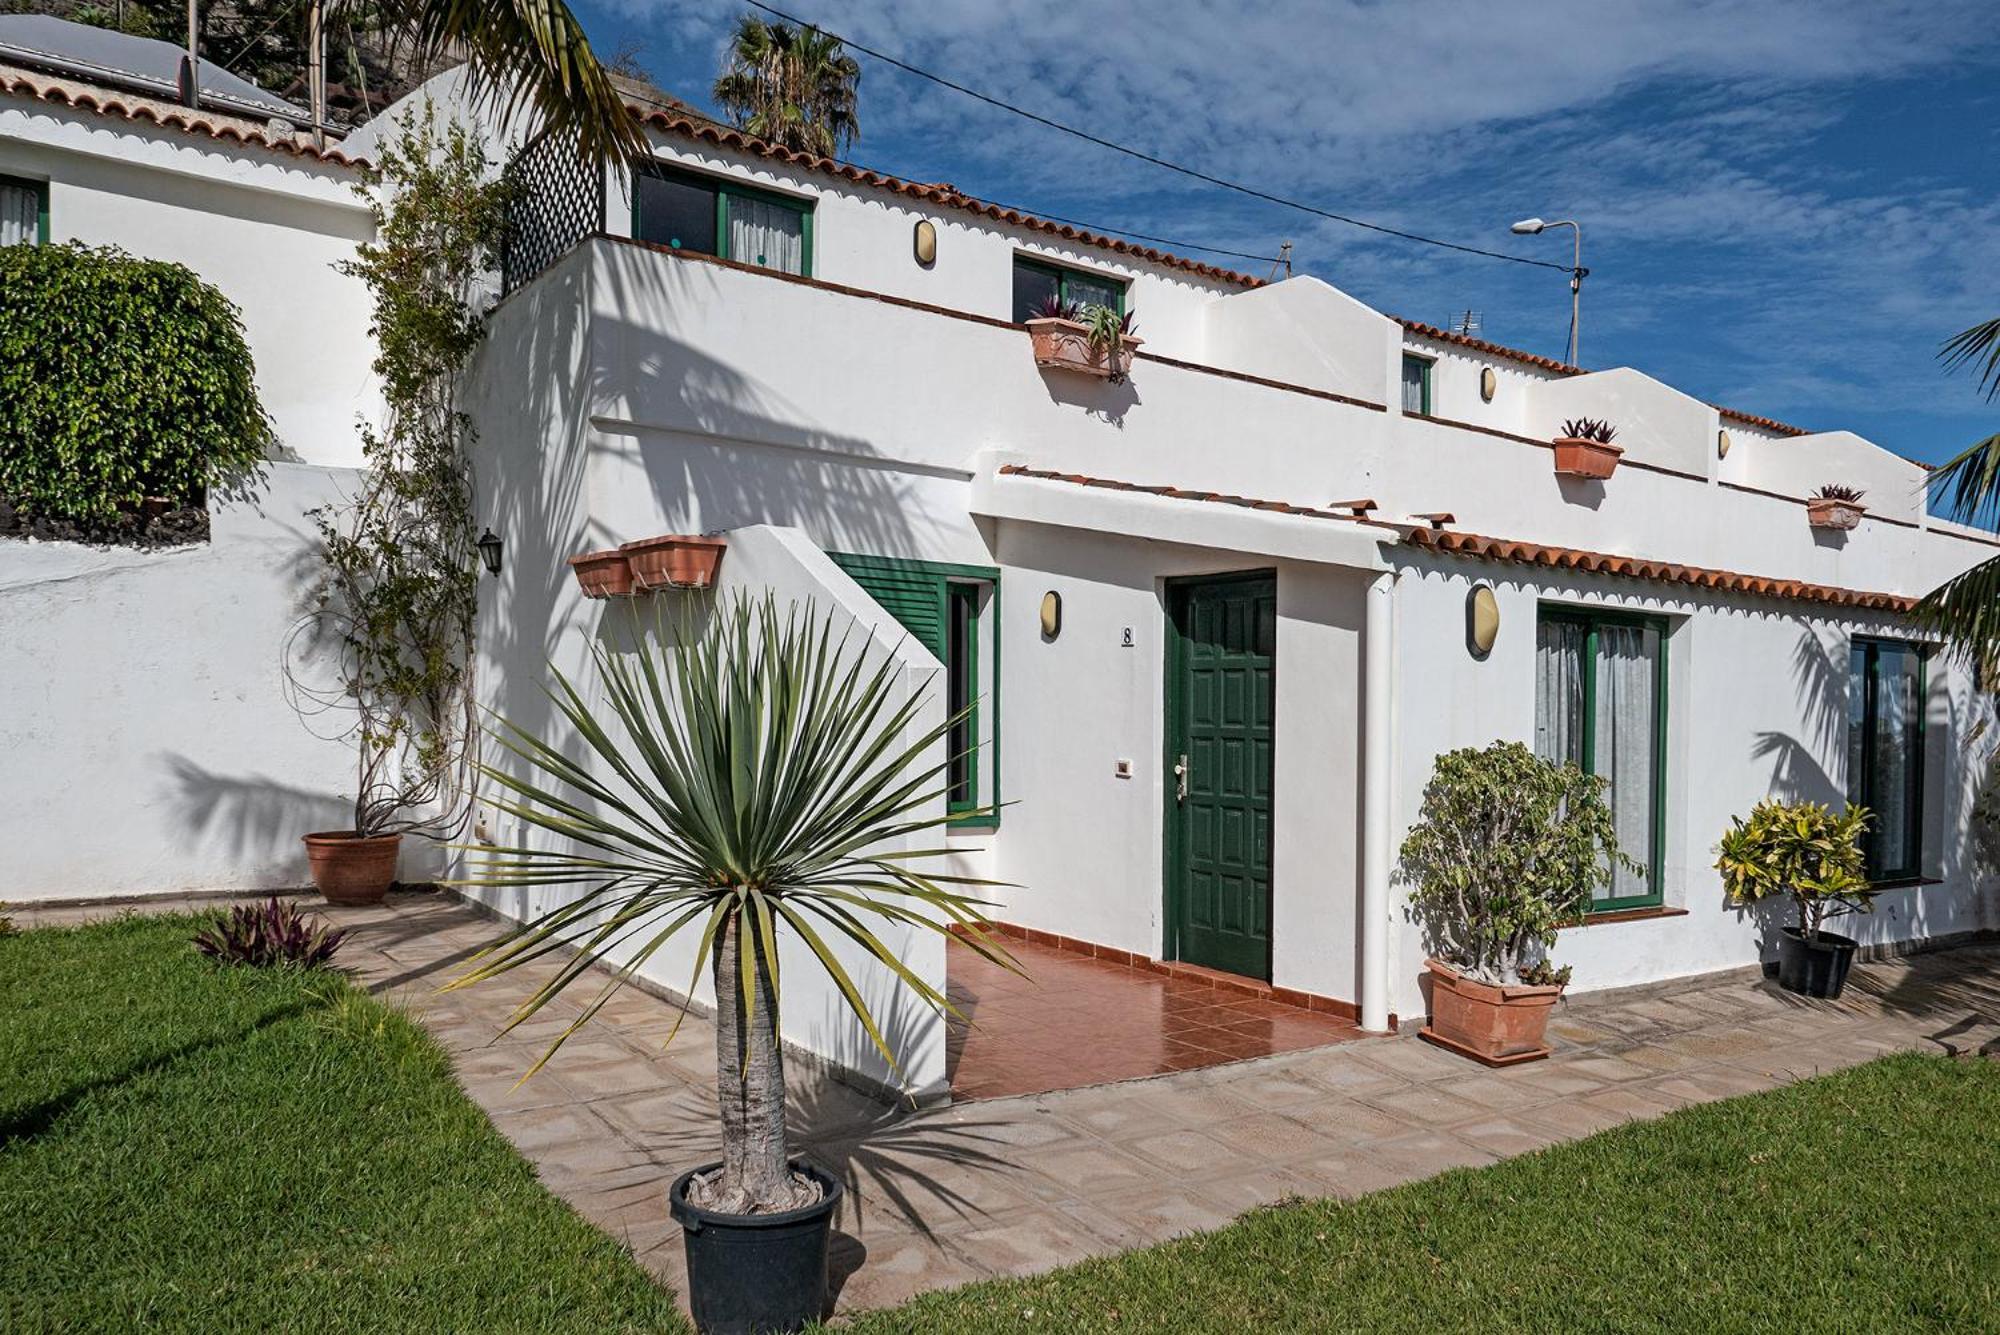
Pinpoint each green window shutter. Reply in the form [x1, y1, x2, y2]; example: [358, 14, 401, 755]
[829, 554, 948, 660]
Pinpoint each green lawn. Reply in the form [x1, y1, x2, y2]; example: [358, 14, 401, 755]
[0, 913, 686, 1333]
[8, 915, 1997, 1334]
[843, 1051, 2000, 1334]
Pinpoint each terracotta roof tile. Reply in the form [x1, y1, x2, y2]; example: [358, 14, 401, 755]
[1406, 527, 1914, 613]
[999, 463, 1915, 613]
[633, 108, 1263, 290]
[0, 65, 364, 167]
[1395, 317, 1814, 439]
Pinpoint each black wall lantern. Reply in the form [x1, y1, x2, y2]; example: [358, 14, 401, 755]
[476, 527, 503, 576]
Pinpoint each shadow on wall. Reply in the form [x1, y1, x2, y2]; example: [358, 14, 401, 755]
[1749, 627, 1850, 807]
[161, 756, 350, 863]
[589, 251, 928, 562]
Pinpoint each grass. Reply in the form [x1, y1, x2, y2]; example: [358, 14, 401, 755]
[0, 912, 687, 1333]
[843, 1052, 2000, 1334]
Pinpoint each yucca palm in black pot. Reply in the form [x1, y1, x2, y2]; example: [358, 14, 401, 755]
[450, 596, 1014, 1332]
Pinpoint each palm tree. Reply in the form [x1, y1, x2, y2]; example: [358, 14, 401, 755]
[711, 15, 860, 158]
[363, 0, 648, 165]
[1913, 318, 2000, 661]
[450, 596, 1014, 1215]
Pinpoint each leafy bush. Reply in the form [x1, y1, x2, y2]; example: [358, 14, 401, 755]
[192, 898, 346, 969]
[1401, 740, 1632, 985]
[0, 242, 272, 523]
[1715, 799, 1873, 941]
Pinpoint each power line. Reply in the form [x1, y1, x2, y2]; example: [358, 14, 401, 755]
[739, 0, 1570, 273]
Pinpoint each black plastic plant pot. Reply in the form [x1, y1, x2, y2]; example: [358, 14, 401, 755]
[669, 1160, 843, 1335]
[1776, 925, 1859, 999]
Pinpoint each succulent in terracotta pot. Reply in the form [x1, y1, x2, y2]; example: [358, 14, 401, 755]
[1025, 295, 1142, 380]
[1552, 416, 1624, 479]
[1806, 483, 1867, 531]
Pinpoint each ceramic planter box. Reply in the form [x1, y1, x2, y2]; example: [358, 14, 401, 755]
[620, 535, 728, 591]
[1025, 317, 1143, 379]
[567, 549, 636, 599]
[1806, 498, 1865, 531]
[1419, 958, 1563, 1066]
[1552, 436, 1624, 480]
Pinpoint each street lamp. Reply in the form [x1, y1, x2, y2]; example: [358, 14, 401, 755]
[1511, 217, 1585, 367]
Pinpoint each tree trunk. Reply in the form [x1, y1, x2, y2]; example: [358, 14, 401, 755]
[707, 906, 794, 1214]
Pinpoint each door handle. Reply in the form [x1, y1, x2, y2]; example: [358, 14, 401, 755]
[1174, 754, 1190, 804]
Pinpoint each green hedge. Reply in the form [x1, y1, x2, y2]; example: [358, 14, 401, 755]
[0, 242, 273, 523]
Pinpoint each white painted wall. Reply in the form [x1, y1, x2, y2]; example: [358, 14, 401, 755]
[0, 98, 377, 467]
[1, 464, 367, 901]
[1385, 555, 1997, 1020]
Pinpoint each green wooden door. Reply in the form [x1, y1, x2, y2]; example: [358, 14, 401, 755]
[1165, 573, 1276, 980]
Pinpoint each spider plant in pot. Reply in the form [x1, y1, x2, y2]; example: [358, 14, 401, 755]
[1401, 741, 1634, 1065]
[1716, 799, 1875, 999]
[1552, 416, 1624, 479]
[1806, 482, 1867, 531]
[450, 595, 1014, 1334]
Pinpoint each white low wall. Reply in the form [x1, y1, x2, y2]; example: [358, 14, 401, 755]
[459, 520, 953, 1102]
[1, 463, 365, 901]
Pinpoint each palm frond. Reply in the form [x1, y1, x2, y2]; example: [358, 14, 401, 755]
[367, 0, 648, 166]
[1941, 317, 2000, 402]
[1912, 548, 2000, 666]
[451, 592, 1021, 1076]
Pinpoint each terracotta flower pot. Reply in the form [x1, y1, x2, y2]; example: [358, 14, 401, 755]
[1805, 498, 1865, 531]
[1552, 436, 1624, 480]
[619, 535, 728, 591]
[301, 831, 402, 906]
[1025, 317, 1143, 379]
[1419, 958, 1563, 1066]
[567, 549, 636, 598]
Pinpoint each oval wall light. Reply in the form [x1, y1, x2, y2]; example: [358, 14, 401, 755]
[1717, 428, 1732, 459]
[1480, 366, 1497, 403]
[913, 219, 938, 267]
[1040, 590, 1062, 639]
[1467, 583, 1499, 657]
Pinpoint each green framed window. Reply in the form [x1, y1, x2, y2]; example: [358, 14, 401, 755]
[1534, 605, 1669, 910]
[1011, 255, 1126, 323]
[1848, 637, 1926, 882]
[1, 173, 48, 247]
[1401, 353, 1433, 415]
[632, 163, 813, 276]
[829, 553, 1000, 825]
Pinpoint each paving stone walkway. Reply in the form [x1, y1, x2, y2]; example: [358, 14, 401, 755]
[23, 890, 2000, 1316]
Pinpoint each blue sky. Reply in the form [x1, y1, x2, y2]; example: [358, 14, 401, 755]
[573, 0, 1999, 466]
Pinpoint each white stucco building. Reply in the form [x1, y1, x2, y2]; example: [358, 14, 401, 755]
[4, 37, 1993, 1102]
[459, 100, 1999, 1096]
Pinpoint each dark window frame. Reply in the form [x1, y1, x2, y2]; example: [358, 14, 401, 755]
[1536, 604, 1671, 912]
[0, 172, 49, 245]
[1012, 254, 1127, 323]
[631, 162, 814, 276]
[1401, 352, 1434, 416]
[1849, 636, 1927, 884]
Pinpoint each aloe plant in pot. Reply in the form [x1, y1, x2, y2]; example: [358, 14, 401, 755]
[1401, 741, 1634, 1065]
[1553, 416, 1623, 479]
[1025, 294, 1142, 380]
[451, 595, 1015, 1334]
[1716, 799, 1875, 999]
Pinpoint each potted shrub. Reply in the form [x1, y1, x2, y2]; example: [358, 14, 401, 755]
[1025, 295, 1142, 381]
[1806, 483, 1867, 531]
[1401, 741, 1633, 1065]
[567, 548, 636, 598]
[1552, 416, 1624, 479]
[619, 534, 729, 590]
[453, 595, 1015, 1334]
[1716, 799, 1875, 999]
[296, 114, 505, 904]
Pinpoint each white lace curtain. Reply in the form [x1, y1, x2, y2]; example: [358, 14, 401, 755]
[1, 181, 38, 247]
[728, 197, 804, 275]
[1536, 618, 1659, 903]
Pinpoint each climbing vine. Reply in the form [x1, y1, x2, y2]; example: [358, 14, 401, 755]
[300, 106, 513, 837]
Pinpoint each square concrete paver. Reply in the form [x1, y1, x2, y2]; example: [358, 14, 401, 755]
[19, 890, 1999, 1322]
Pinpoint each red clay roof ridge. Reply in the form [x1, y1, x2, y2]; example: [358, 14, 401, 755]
[632, 106, 1265, 290]
[0, 63, 365, 167]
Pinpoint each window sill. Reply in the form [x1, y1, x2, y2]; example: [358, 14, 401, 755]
[1868, 876, 1941, 891]
[946, 817, 1001, 834]
[1560, 905, 1689, 930]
